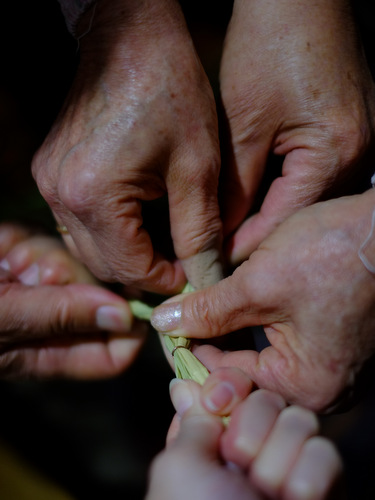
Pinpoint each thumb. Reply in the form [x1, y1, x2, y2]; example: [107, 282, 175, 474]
[151, 260, 266, 339]
[169, 379, 223, 454]
[0, 283, 133, 340]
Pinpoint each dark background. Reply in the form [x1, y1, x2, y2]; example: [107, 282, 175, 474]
[1, 1, 375, 499]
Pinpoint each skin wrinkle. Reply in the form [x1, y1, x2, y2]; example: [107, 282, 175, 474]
[276, 292, 365, 404]
[258, 343, 328, 409]
[262, 325, 302, 379]
[33, 1, 222, 294]
[193, 191, 375, 410]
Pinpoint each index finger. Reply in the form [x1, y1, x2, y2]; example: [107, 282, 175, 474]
[167, 156, 224, 289]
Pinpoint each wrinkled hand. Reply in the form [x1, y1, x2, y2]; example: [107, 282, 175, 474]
[147, 371, 342, 500]
[0, 223, 146, 378]
[32, 0, 222, 294]
[220, 0, 375, 264]
[151, 189, 375, 411]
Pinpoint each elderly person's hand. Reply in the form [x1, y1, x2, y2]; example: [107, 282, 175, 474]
[0, 223, 146, 378]
[151, 188, 375, 412]
[32, 0, 223, 294]
[147, 371, 342, 500]
[219, 0, 375, 264]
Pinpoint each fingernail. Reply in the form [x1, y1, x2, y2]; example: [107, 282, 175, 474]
[96, 305, 132, 332]
[108, 336, 145, 363]
[287, 479, 315, 499]
[286, 438, 342, 500]
[169, 378, 193, 417]
[19, 263, 40, 285]
[204, 381, 235, 413]
[151, 302, 182, 332]
[0, 259, 11, 271]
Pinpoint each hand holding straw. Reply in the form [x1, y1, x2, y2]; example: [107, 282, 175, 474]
[129, 282, 210, 385]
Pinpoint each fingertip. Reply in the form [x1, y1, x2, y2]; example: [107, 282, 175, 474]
[96, 303, 133, 333]
[18, 263, 40, 285]
[169, 378, 224, 454]
[150, 301, 182, 333]
[225, 214, 255, 265]
[107, 330, 147, 371]
[221, 389, 287, 469]
[180, 247, 224, 289]
[0, 258, 11, 271]
[226, 212, 272, 265]
[250, 405, 320, 497]
[201, 368, 253, 416]
[285, 437, 343, 500]
[169, 378, 200, 417]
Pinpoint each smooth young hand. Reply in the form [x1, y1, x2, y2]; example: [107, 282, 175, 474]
[147, 372, 342, 500]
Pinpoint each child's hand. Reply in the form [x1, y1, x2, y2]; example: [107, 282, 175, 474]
[0, 223, 147, 379]
[147, 370, 342, 500]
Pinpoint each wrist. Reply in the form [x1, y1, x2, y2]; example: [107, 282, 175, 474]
[231, 0, 357, 50]
[75, 0, 193, 85]
[78, 0, 189, 55]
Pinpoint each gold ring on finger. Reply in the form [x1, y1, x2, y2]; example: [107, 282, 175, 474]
[56, 225, 69, 235]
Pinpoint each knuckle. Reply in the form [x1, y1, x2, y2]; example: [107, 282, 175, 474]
[57, 164, 104, 215]
[33, 165, 58, 209]
[31, 146, 46, 180]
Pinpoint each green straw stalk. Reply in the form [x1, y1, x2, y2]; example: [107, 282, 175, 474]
[129, 283, 210, 385]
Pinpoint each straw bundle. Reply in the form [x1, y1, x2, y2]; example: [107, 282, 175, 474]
[129, 283, 210, 385]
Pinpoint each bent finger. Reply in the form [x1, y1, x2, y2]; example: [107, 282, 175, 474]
[52, 199, 186, 294]
[169, 378, 224, 456]
[251, 406, 319, 497]
[284, 436, 343, 500]
[228, 155, 332, 265]
[221, 389, 286, 469]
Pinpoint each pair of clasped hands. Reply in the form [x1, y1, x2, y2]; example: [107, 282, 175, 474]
[3, 0, 375, 497]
